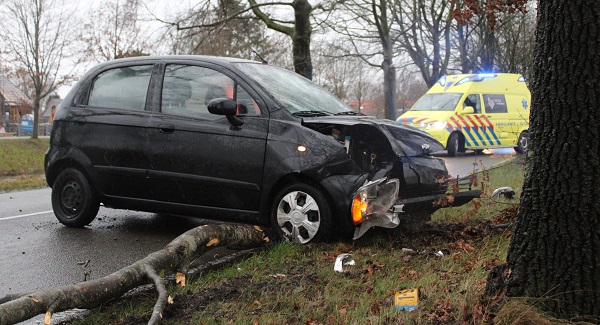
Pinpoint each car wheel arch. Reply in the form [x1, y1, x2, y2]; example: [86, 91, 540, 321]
[46, 158, 94, 189]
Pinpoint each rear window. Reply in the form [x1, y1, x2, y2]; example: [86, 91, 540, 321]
[88, 65, 153, 110]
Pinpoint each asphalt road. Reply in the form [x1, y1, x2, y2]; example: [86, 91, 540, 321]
[0, 148, 516, 298]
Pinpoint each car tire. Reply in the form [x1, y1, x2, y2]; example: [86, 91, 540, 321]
[447, 133, 460, 157]
[515, 131, 529, 154]
[270, 182, 332, 244]
[51, 168, 100, 227]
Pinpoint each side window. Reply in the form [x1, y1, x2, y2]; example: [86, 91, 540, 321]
[463, 94, 482, 114]
[88, 65, 153, 110]
[236, 85, 260, 115]
[483, 94, 508, 113]
[161, 64, 259, 119]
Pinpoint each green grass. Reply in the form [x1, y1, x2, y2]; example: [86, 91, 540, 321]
[0, 138, 49, 191]
[74, 157, 528, 325]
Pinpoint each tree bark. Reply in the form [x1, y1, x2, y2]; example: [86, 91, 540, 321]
[0, 224, 268, 325]
[247, 0, 313, 80]
[291, 0, 313, 79]
[504, 0, 600, 320]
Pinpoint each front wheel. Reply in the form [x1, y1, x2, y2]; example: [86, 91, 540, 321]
[51, 168, 100, 227]
[270, 183, 332, 244]
[447, 133, 460, 157]
[514, 131, 529, 154]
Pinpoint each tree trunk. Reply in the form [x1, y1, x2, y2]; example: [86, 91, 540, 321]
[504, 0, 600, 320]
[0, 224, 267, 325]
[32, 95, 40, 139]
[382, 59, 396, 121]
[291, 0, 313, 79]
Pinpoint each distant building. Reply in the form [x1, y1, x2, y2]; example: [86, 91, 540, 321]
[0, 73, 31, 125]
[42, 97, 62, 123]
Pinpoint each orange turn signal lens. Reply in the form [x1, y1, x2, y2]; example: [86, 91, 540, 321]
[352, 194, 367, 225]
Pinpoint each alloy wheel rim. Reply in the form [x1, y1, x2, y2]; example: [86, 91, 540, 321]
[276, 190, 320, 244]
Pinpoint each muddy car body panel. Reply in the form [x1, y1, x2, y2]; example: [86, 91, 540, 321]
[45, 55, 479, 242]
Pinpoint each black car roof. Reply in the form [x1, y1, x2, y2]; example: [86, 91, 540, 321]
[93, 55, 260, 69]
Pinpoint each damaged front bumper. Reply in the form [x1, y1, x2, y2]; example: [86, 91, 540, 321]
[351, 178, 403, 239]
[351, 178, 481, 239]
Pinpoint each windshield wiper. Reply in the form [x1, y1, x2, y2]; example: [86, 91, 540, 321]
[334, 111, 364, 116]
[292, 110, 332, 117]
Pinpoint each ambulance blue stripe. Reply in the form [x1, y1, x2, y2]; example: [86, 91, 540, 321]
[487, 128, 502, 145]
[480, 126, 494, 145]
[471, 125, 487, 145]
[463, 128, 480, 146]
[464, 137, 472, 147]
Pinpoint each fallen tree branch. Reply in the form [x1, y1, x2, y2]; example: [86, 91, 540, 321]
[0, 224, 268, 325]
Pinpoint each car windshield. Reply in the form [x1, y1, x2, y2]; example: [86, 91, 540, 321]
[411, 93, 463, 111]
[233, 62, 355, 116]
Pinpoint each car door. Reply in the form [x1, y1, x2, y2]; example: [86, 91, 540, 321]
[482, 94, 514, 145]
[70, 63, 156, 200]
[148, 63, 268, 214]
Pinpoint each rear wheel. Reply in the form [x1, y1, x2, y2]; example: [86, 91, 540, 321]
[447, 133, 460, 157]
[515, 131, 529, 154]
[51, 168, 100, 227]
[270, 183, 332, 244]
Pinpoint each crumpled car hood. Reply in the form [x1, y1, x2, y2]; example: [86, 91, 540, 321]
[302, 116, 445, 156]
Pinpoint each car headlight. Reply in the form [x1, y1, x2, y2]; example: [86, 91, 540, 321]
[351, 178, 399, 225]
[425, 121, 447, 130]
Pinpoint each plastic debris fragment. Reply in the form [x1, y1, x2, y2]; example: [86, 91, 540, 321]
[491, 186, 515, 199]
[334, 253, 356, 273]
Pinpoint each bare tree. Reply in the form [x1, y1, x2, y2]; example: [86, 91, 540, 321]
[0, 0, 77, 139]
[395, 70, 427, 114]
[493, 8, 536, 79]
[392, 0, 455, 87]
[82, 0, 149, 62]
[157, 0, 343, 80]
[313, 42, 375, 101]
[325, 0, 398, 120]
[163, 0, 281, 61]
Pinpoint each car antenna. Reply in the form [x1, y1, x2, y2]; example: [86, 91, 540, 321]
[252, 49, 268, 64]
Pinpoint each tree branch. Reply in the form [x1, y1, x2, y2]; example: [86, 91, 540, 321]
[0, 224, 268, 325]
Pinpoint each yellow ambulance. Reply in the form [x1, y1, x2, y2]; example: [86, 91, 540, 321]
[397, 73, 531, 156]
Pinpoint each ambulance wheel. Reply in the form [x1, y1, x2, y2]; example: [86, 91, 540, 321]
[515, 132, 529, 154]
[447, 133, 460, 157]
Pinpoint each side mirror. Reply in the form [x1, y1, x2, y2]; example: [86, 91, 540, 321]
[207, 98, 237, 115]
[207, 98, 244, 127]
[462, 106, 475, 114]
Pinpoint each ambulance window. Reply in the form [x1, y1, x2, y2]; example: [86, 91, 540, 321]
[463, 94, 481, 114]
[483, 94, 507, 113]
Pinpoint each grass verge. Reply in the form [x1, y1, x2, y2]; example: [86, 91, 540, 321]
[0, 138, 49, 192]
[74, 157, 532, 324]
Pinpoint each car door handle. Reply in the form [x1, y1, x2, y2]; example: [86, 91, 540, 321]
[158, 125, 175, 134]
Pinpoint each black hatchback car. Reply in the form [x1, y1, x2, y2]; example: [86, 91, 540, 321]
[45, 56, 479, 243]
